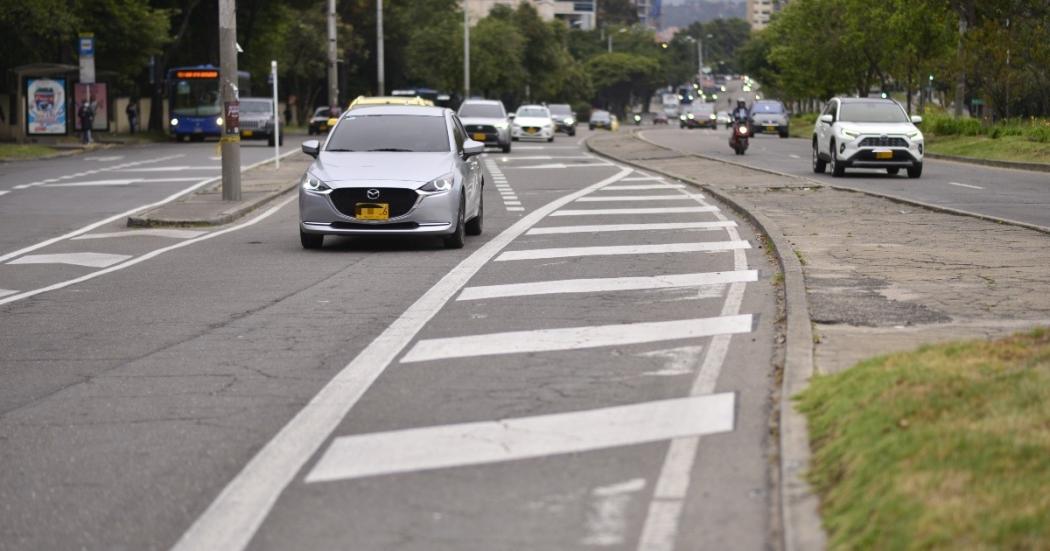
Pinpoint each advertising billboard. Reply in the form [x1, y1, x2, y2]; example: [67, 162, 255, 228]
[26, 78, 67, 135]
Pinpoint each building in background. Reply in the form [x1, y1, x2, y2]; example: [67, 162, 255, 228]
[463, 0, 595, 29]
[745, 0, 780, 30]
[635, 0, 663, 28]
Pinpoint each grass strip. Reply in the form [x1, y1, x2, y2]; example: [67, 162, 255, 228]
[797, 328, 1050, 550]
[0, 143, 60, 160]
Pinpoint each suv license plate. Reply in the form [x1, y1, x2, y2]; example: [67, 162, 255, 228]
[355, 203, 389, 220]
[473, 132, 486, 141]
[874, 150, 893, 160]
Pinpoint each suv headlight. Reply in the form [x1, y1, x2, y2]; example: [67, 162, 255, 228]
[840, 128, 860, 139]
[419, 174, 453, 194]
[301, 173, 331, 192]
[907, 130, 923, 140]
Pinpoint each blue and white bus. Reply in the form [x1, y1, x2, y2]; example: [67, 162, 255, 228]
[167, 65, 250, 141]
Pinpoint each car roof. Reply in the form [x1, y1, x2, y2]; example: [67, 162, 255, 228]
[461, 99, 502, 105]
[517, 104, 547, 110]
[348, 95, 434, 108]
[836, 97, 897, 104]
[343, 105, 448, 117]
[240, 97, 273, 102]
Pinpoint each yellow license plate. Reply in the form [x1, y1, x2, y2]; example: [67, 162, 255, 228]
[242, 130, 253, 137]
[766, 126, 776, 132]
[473, 132, 487, 141]
[355, 203, 389, 220]
[875, 151, 893, 160]
[527, 128, 537, 134]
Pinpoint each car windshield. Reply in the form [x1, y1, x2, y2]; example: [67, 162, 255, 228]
[240, 101, 272, 114]
[753, 101, 784, 114]
[592, 111, 610, 121]
[516, 107, 549, 118]
[839, 102, 909, 123]
[313, 107, 330, 118]
[326, 115, 450, 152]
[548, 104, 572, 115]
[458, 104, 504, 118]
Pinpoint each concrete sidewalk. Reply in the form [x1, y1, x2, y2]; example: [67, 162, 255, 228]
[128, 153, 311, 227]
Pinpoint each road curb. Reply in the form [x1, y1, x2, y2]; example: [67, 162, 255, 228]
[585, 133, 827, 551]
[127, 183, 298, 227]
[925, 152, 1050, 173]
[634, 130, 1050, 236]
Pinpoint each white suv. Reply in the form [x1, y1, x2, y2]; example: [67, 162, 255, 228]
[812, 97, 925, 178]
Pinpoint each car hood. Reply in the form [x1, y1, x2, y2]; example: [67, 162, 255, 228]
[838, 122, 919, 135]
[459, 116, 507, 127]
[311, 152, 454, 189]
[514, 116, 551, 126]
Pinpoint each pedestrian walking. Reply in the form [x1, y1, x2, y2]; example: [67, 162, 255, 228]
[78, 100, 95, 144]
[125, 100, 139, 134]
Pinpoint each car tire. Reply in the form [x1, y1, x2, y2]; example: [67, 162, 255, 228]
[830, 142, 845, 177]
[300, 229, 323, 250]
[512, 137, 519, 142]
[886, 168, 900, 175]
[502, 142, 511, 153]
[812, 140, 827, 174]
[907, 163, 923, 179]
[444, 195, 466, 249]
[569, 129, 576, 137]
[267, 134, 275, 147]
[779, 129, 789, 138]
[465, 192, 483, 236]
[589, 125, 595, 131]
[547, 136, 554, 143]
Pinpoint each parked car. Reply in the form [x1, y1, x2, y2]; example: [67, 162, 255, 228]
[812, 97, 924, 178]
[308, 106, 333, 135]
[458, 99, 512, 153]
[547, 103, 577, 136]
[238, 97, 282, 146]
[512, 105, 555, 142]
[750, 99, 790, 138]
[589, 110, 613, 130]
[679, 103, 716, 129]
[298, 105, 485, 249]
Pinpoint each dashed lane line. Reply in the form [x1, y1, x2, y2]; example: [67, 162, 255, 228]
[496, 241, 750, 262]
[552, 206, 718, 217]
[304, 394, 735, 483]
[8, 252, 132, 268]
[457, 270, 758, 301]
[603, 184, 685, 191]
[948, 181, 984, 190]
[527, 221, 735, 235]
[11, 154, 184, 190]
[575, 194, 705, 202]
[42, 177, 206, 187]
[73, 228, 208, 240]
[620, 176, 666, 181]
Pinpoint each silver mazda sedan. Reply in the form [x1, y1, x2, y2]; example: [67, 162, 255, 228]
[298, 105, 485, 249]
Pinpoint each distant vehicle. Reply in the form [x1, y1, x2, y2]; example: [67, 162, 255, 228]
[458, 99, 512, 153]
[679, 103, 716, 129]
[750, 99, 790, 138]
[298, 105, 485, 250]
[812, 97, 925, 178]
[327, 95, 435, 128]
[391, 88, 454, 108]
[308, 107, 333, 135]
[167, 65, 250, 141]
[238, 97, 282, 146]
[589, 110, 613, 130]
[716, 110, 731, 128]
[653, 111, 669, 125]
[547, 103, 577, 136]
[512, 105, 555, 142]
[677, 86, 696, 105]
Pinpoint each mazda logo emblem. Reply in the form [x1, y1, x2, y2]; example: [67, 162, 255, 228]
[366, 189, 380, 200]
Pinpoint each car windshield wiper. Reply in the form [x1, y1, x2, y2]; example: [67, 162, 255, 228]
[367, 148, 414, 152]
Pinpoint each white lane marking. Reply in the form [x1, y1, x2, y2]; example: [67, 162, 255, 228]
[948, 181, 984, 190]
[8, 252, 132, 268]
[583, 479, 647, 546]
[0, 149, 299, 264]
[305, 395, 735, 483]
[509, 163, 613, 170]
[575, 194, 704, 202]
[84, 155, 123, 161]
[603, 184, 685, 191]
[528, 221, 735, 235]
[0, 289, 18, 298]
[496, 241, 749, 262]
[0, 191, 9, 197]
[457, 270, 758, 301]
[11, 154, 184, 190]
[620, 176, 665, 181]
[401, 314, 752, 363]
[507, 206, 525, 212]
[789, 154, 801, 159]
[640, 346, 705, 376]
[115, 166, 220, 172]
[72, 228, 208, 240]
[505, 201, 522, 206]
[170, 166, 633, 551]
[40, 179, 135, 187]
[500, 155, 594, 161]
[552, 206, 717, 217]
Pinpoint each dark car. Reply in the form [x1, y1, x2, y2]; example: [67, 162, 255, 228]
[308, 106, 333, 135]
[239, 97, 282, 146]
[589, 110, 613, 130]
[749, 100, 790, 138]
[547, 103, 577, 136]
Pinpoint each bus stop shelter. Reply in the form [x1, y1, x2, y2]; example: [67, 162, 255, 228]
[11, 63, 78, 144]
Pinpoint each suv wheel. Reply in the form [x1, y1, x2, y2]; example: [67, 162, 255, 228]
[812, 140, 827, 174]
[907, 162, 923, 179]
[830, 142, 845, 177]
[502, 141, 511, 153]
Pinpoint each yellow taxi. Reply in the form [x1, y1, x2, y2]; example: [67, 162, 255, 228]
[327, 96, 434, 127]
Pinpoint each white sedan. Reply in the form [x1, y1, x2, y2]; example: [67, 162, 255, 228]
[512, 105, 555, 142]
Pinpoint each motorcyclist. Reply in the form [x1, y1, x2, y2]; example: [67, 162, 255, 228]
[729, 97, 751, 154]
[731, 98, 750, 124]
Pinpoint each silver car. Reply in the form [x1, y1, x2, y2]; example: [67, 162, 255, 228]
[457, 99, 512, 153]
[298, 105, 485, 249]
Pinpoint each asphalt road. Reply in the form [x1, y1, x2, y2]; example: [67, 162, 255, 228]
[0, 130, 777, 550]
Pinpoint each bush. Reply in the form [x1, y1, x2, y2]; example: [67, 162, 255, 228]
[1029, 125, 1050, 143]
[926, 114, 983, 136]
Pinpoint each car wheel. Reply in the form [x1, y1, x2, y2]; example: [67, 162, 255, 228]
[444, 195, 466, 249]
[547, 136, 554, 143]
[502, 142, 511, 153]
[267, 134, 275, 147]
[830, 143, 845, 177]
[512, 137, 519, 142]
[812, 140, 827, 174]
[886, 168, 900, 175]
[779, 130, 789, 138]
[300, 229, 323, 249]
[589, 125, 595, 131]
[465, 191, 483, 236]
[569, 130, 576, 137]
[907, 162, 923, 179]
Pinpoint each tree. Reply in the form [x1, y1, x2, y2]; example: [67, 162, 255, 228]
[586, 52, 660, 116]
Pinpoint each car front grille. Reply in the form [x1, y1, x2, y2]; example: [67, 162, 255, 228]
[465, 124, 496, 134]
[329, 188, 419, 219]
[860, 136, 908, 147]
[240, 119, 266, 130]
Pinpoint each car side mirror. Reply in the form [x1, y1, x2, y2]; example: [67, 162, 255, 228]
[463, 139, 485, 157]
[910, 115, 923, 125]
[508, 113, 516, 120]
[302, 139, 320, 158]
[819, 114, 834, 124]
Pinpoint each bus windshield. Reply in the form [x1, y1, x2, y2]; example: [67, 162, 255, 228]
[172, 79, 220, 116]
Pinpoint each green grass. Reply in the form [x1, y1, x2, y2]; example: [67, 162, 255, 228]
[797, 328, 1050, 550]
[789, 113, 817, 139]
[926, 135, 1050, 164]
[0, 143, 60, 160]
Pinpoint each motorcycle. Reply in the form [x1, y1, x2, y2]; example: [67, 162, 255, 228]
[729, 119, 750, 155]
[632, 113, 643, 125]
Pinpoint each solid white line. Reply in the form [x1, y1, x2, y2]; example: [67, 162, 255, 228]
[620, 176, 665, 181]
[8, 252, 132, 268]
[169, 166, 633, 551]
[0, 191, 9, 197]
[552, 206, 717, 216]
[575, 194, 704, 202]
[40, 179, 135, 187]
[500, 155, 594, 161]
[508, 163, 613, 170]
[401, 314, 753, 363]
[305, 394, 735, 483]
[496, 240, 749, 261]
[603, 184, 685, 191]
[0, 289, 17, 298]
[527, 221, 735, 235]
[0, 149, 300, 264]
[948, 181, 984, 190]
[116, 166, 220, 172]
[458, 270, 757, 301]
[73, 228, 208, 240]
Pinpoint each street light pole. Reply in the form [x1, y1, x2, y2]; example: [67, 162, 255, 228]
[218, 0, 240, 201]
[327, 0, 338, 109]
[463, 5, 470, 98]
[377, 0, 385, 96]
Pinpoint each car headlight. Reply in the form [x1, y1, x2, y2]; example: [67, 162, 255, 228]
[841, 128, 860, 139]
[679, 115, 686, 120]
[709, 114, 717, 120]
[216, 117, 224, 126]
[687, 113, 695, 119]
[565, 118, 575, 125]
[170, 118, 179, 126]
[418, 174, 453, 193]
[907, 131, 922, 140]
[301, 173, 331, 192]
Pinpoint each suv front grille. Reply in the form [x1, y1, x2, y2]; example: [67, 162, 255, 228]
[860, 136, 908, 147]
[329, 188, 419, 219]
[465, 124, 496, 133]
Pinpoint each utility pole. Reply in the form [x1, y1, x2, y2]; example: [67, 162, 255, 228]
[219, 0, 240, 201]
[327, 0, 338, 109]
[696, 38, 703, 78]
[463, 4, 470, 98]
[377, 0, 385, 96]
[954, 13, 965, 117]
[607, 33, 612, 53]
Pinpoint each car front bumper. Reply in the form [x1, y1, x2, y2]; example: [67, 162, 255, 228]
[512, 127, 553, 140]
[299, 185, 459, 237]
[840, 143, 924, 168]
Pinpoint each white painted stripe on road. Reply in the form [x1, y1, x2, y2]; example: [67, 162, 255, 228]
[583, 478, 647, 546]
[305, 394, 735, 483]
[500, 155, 594, 161]
[401, 314, 752, 363]
[507, 206, 525, 212]
[8, 252, 132, 268]
[169, 166, 633, 551]
[789, 154, 801, 159]
[505, 201, 522, 206]
[73, 228, 208, 240]
[0, 289, 17, 299]
[115, 166, 220, 172]
[40, 179, 135, 187]
[527, 221, 735, 235]
[948, 181, 984, 190]
[620, 176, 665, 181]
[552, 206, 717, 217]
[0, 191, 9, 197]
[575, 194, 704, 202]
[509, 163, 613, 170]
[11, 154, 184, 190]
[603, 184, 685, 191]
[457, 270, 757, 301]
[497, 241, 748, 262]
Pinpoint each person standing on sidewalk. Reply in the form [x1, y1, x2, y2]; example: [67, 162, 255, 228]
[78, 100, 95, 144]
[126, 100, 139, 134]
